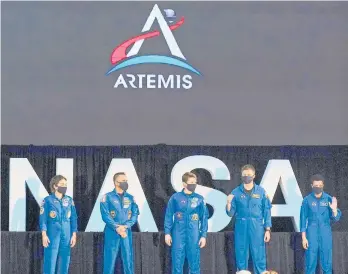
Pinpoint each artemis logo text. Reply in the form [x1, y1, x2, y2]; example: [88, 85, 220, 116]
[105, 4, 201, 90]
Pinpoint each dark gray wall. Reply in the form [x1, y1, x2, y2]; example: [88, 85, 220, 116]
[2, 2, 348, 145]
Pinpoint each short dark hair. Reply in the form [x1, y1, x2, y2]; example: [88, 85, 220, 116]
[241, 164, 255, 173]
[310, 174, 325, 184]
[113, 172, 126, 182]
[50, 175, 67, 193]
[182, 172, 197, 183]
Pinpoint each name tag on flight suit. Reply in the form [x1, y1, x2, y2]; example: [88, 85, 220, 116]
[252, 194, 260, 199]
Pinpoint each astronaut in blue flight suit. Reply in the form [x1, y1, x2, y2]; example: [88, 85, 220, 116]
[100, 172, 139, 274]
[300, 174, 341, 274]
[39, 175, 78, 274]
[226, 165, 272, 274]
[164, 172, 209, 274]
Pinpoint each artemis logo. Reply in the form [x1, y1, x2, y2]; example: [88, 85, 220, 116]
[106, 4, 201, 90]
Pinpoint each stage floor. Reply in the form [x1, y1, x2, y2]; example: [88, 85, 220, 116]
[1, 232, 348, 274]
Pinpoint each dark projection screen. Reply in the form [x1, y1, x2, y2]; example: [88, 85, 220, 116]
[2, 2, 348, 145]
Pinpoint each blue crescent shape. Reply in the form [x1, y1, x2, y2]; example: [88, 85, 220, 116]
[106, 55, 201, 76]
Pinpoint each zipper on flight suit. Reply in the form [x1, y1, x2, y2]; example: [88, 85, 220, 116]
[316, 197, 321, 245]
[59, 198, 63, 240]
[186, 195, 190, 242]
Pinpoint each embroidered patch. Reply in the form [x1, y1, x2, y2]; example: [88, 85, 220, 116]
[252, 194, 260, 199]
[241, 194, 246, 199]
[176, 212, 183, 219]
[123, 198, 130, 205]
[191, 198, 198, 208]
[49, 211, 57, 218]
[191, 214, 199, 221]
[128, 210, 132, 220]
[62, 198, 69, 207]
[320, 202, 328, 206]
[40, 207, 44, 215]
[67, 211, 71, 218]
[312, 202, 317, 206]
[110, 211, 116, 217]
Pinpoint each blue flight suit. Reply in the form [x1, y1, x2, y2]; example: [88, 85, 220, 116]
[226, 184, 272, 274]
[100, 190, 139, 274]
[164, 190, 209, 274]
[300, 192, 342, 274]
[39, 194, 78, 274]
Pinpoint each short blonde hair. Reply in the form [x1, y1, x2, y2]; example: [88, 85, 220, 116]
[182, 172, 197, 183]
[241, 164, 255, 173]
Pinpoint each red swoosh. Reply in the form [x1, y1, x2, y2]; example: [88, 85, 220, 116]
[110, 17, 185, 65]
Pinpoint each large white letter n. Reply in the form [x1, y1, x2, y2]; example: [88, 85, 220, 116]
[9, 158, 73, 231]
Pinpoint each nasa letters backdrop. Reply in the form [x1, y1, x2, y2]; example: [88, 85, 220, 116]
[1, 2, 348, 273]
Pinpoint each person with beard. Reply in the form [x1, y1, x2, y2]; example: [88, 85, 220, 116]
[100, 172, 139, 274]
[226, 165, 272, 274]
[164, 172, 209, 274]
[300, 174, 341, 274]
[39, 175, 78, 274]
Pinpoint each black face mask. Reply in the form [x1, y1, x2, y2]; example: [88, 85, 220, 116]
[57, 186, 67, 195]
[186, 184, 197, 192]
[242, 176, 254, 184]
[119, 182, 129, 191]
[313, 187, 323, 195]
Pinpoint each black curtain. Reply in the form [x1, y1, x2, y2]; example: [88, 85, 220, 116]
[1, 145, 347, 232]
[2, 232, 348, 274]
